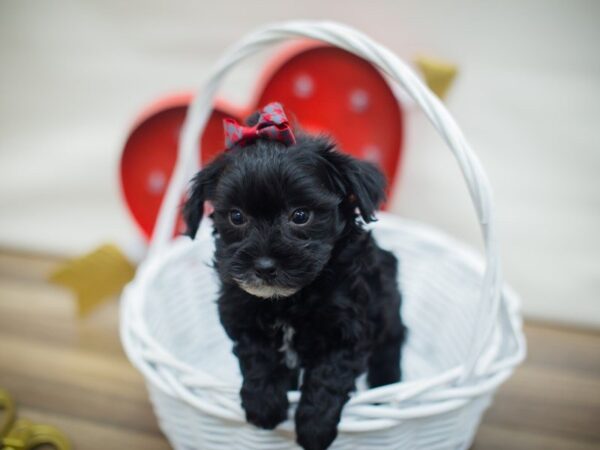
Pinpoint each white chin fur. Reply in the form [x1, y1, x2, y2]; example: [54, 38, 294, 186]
[239, 283, 299, 299]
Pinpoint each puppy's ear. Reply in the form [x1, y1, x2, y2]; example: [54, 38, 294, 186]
[317, 141, 387, 223]
[183, 155, 227, 238]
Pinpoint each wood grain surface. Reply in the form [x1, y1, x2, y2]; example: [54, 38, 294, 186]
[0, 249, 598, 449]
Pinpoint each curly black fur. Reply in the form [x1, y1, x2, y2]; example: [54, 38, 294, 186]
[184, 128, 406, 450]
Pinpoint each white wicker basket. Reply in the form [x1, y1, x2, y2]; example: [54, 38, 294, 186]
[120, 21, 525, 450]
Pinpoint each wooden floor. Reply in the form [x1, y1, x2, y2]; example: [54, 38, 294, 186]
[0, 249, 598, 450]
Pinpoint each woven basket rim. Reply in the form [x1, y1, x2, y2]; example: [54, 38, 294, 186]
[119, 20, 526, 435]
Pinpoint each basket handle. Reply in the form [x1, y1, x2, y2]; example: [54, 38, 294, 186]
[147, 21, 502, 381]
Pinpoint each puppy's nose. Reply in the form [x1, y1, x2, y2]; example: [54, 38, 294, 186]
[254, 257, 277, 280]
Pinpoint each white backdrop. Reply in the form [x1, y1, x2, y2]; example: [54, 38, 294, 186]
[0, 0, 598, 327]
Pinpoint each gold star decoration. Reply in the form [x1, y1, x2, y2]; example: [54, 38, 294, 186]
[49, 243, 136, 316]
[415, 56, 458, 100]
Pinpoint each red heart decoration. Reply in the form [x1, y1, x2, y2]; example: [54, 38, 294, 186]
[120, 42, 404, 240]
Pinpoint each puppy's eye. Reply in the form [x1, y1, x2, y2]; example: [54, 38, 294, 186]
[290, 208, 311, 225]
[229, 209, 247, 226]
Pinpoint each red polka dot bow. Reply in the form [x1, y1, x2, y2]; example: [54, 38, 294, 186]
[223, 102, 296, 149]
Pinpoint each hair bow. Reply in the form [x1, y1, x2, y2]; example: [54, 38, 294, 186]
[223, 102, 296, 149]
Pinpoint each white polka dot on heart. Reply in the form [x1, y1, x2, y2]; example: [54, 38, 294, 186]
[293, 74, 314, 98]
[349, 89, 370, 113]
[362, 144, 382, 164]
[147, 170, 166, 194]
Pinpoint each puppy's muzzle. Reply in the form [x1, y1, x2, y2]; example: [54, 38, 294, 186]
[254, 257, 277, 281]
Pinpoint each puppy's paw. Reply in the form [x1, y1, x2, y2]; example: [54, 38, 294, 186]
[295, 417, 338, 450]
[241, 388, 289, 430]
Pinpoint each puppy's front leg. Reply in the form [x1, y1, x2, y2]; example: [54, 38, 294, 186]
[234, 335, 293, 430]
[295, 349, 366, 450]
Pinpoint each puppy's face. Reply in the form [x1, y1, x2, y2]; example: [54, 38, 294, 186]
[184, 135, 386, 299]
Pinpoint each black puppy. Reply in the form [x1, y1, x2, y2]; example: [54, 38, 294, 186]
[184, 104, 406, 450]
